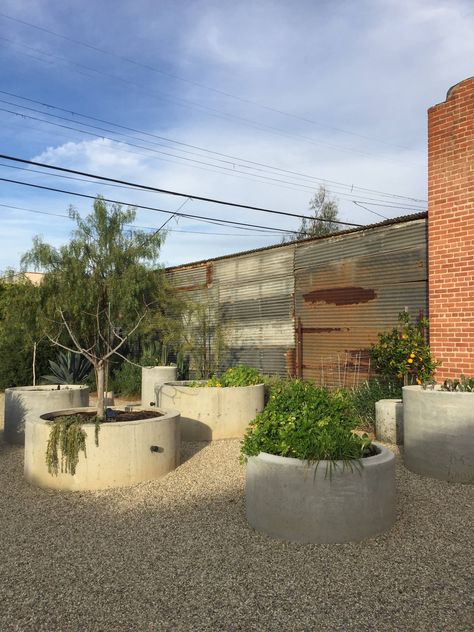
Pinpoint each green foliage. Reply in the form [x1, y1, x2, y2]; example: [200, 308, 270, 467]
[42, 351, 91, 385]
[440, 375, 474, 392]
[349, 379, 402, 431]
[110, 361, 142, 397]
[46, 415, 93, 475]
[285, 185, 340, 241]
[180, 300, 228, 379]
[369, 311, 438, 386]
[20, 197, 177, 418]
[194, 365, 263, 387]
[0, 275, 53, 388]
[241, 379, 373, 464]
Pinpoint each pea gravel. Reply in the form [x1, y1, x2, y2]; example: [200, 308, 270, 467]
[0, 398, 472, 632]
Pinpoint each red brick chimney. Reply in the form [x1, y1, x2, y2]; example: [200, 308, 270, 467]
[428, 77, 474, 379]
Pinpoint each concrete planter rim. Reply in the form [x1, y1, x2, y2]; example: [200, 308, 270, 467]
[403, 385, 474, 397]
[6, 384, 88, 393]
[163, 380, 265, 390]
[251, 442, 392, 470]
[39, 406, 180, 428]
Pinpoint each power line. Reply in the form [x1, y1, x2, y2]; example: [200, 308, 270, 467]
[0, 202, 285, 237]
[0, 89, 428, 204]
[0, 176, 310, 234]
[0, 154, 363, 226]
[0, 12, 417, 153]
[0, 31, 423, 167]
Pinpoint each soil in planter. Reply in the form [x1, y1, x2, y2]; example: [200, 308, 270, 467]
[43, 409, 162, 423]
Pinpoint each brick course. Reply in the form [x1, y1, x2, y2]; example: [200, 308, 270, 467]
[428, 77, 474, 379]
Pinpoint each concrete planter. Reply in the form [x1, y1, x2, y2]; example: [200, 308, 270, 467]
[245, 443, 396, 544]
[4, 385, 89, 445]
[375, 398, 404, 445]
[403, 385, 474, 483]
[24, 406, 180, 491]
[141, 366, 177, 407]
[160, 381, 265, 441]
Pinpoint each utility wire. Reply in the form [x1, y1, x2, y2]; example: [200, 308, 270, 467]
[0, 12, 416, 153]
[0, 89, 427, 203]
[0, 31, 422, 167]
[0, 154, 363, 226]
[0, 202, 285, 236]
[0, 176, 309, 234]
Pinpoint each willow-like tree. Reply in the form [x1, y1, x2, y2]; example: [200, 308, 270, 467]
[22, 197, 172, 418]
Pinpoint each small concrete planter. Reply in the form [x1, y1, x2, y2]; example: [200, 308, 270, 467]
[24, 406, 180, 491]
[403, 385, 474, 483]
[141, 366, 177, 407]
[160, 381, 265, 441]
[4, 385, 89, 445]
[245, 443, 396, 544]
[375, 398, 404, 445]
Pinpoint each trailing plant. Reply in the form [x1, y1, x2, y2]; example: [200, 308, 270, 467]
[439, 375, 474, 392]
[42, 351, 92, 385]
[241, 379, 374, 465]
[349, 379, 402, 431]
[198, 365, 263, 387]
[369, 311, 438, 386]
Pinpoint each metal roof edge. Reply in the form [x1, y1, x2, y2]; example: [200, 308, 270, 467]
[165, 211, 428, 271]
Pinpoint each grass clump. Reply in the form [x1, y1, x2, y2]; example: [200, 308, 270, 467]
[241, 379, 373, 464]
[349, 379, 402, 431]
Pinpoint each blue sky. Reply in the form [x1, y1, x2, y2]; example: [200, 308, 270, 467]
[0, 0, 473, 271]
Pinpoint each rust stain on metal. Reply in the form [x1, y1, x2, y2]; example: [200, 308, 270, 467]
[303, 286, 376, 306]
[206, 263, 213, 286]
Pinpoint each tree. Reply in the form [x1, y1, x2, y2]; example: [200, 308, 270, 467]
[21, 197, 173, 418]
[291, 185, 341, 240]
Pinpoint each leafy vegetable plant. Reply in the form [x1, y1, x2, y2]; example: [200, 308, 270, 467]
[193, 365, 263, 387]
[241, 379, 374, 464]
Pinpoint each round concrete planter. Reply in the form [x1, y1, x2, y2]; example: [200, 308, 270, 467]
[245, 443, 396, 544]
[375, 398, 404, 445]
[141, 366, 177, 407]
[160, 381, 265, 441]
[403, 385, 474, 483]
[24, 406, 180, 491]
[4, 385, 89, 445]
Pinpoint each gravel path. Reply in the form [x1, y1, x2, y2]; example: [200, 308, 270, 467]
[0, 394, 472, 631]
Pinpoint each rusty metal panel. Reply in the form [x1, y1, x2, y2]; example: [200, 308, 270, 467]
[294, 219, 428, 386]
[214, 246, 295, 376]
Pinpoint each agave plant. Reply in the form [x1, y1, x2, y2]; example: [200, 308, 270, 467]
[42, 351, 92, 385]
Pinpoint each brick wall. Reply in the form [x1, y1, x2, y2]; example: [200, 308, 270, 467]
[428, 77, 474, 379]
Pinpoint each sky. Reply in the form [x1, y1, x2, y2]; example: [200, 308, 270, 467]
[0, 0, 473, 272]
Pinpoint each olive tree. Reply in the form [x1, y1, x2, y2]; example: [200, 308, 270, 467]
[21, 197, 172, 418]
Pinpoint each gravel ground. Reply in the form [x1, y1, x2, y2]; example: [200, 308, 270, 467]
[0, 394, 473, 632]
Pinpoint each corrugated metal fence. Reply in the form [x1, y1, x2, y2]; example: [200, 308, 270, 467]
[167, 216, 428, 384]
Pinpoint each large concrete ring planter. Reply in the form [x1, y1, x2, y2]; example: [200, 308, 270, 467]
[245, 443, 396, 544]
[375, 398, 404, 445]
[160, 381, 265, 441]
[141, 366, 177, 407]
[403, 385, 474, 483]
[24, 406, 180, 491]
[4, 385, 89, 445]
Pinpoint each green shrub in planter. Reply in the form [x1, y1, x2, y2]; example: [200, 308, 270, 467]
[193, 365, 264, 387]
[241, 379, 373, 464]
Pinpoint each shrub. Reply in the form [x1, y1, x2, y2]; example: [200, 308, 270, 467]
[350, 379, 402, 431]
[241, 379, 373, 464]
[195, 365, 264, 387]
[370, 311, 438, 386]
[110, 362, 141, 397]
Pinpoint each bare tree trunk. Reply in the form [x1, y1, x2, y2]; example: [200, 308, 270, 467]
[96, 362, 105, 419]
[32, 341, 37, 386]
